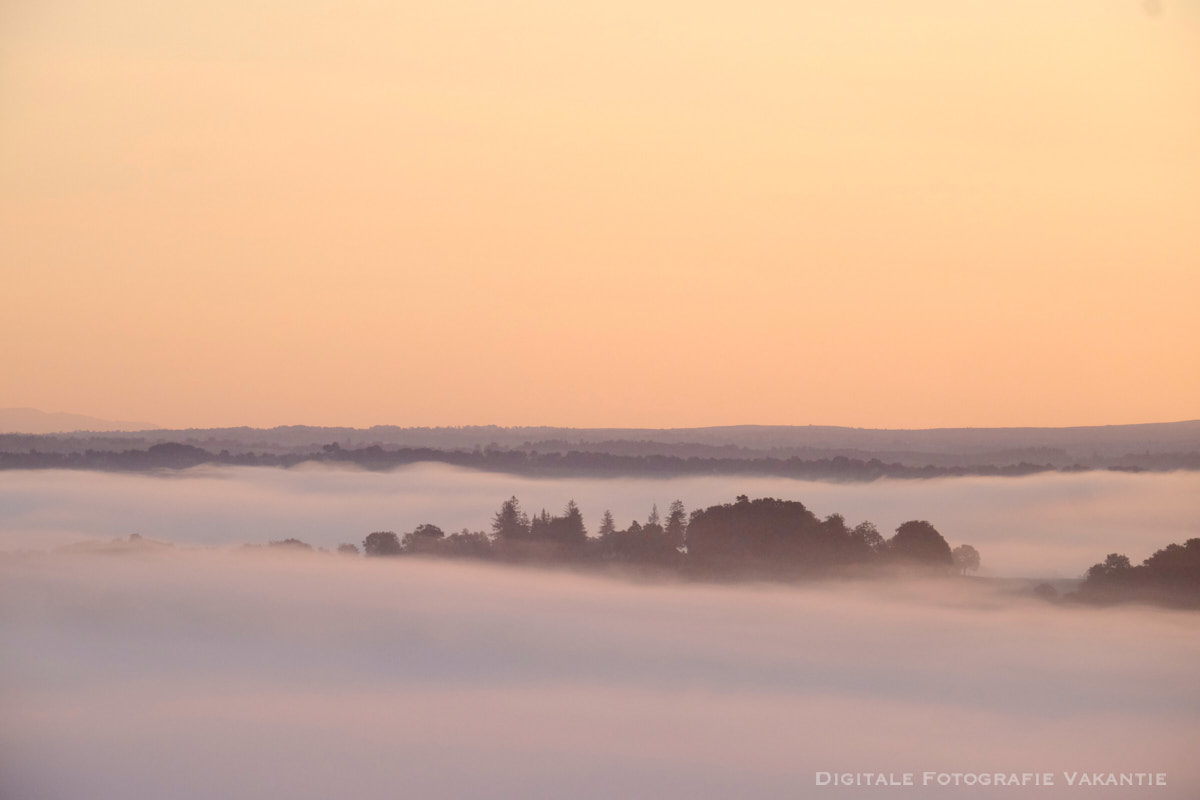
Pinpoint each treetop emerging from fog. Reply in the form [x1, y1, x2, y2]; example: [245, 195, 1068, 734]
[349, 494, 975, 581]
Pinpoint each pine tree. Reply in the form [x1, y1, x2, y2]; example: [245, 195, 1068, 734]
[491, 496, 529, 540]
[530, 508, 552, 538]
[665, 499, 687, 550]
[599, 510, 617, 539]
[559, 499, 587, 544]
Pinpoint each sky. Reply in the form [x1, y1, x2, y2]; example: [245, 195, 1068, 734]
[2, 0, 1197, 429]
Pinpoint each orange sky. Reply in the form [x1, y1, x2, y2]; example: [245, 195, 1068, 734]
[2, 0, 1197, 429]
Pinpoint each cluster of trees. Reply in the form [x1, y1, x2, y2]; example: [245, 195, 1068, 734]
[363, 525, 492, 559]
[348, 494, 981, 579]
[685, 497, 977, 577]
[1073, 538, 1200, 608]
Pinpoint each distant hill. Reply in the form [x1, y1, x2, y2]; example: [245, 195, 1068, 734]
[4, 419, 1198, 471]
[0, 408, 155, 434]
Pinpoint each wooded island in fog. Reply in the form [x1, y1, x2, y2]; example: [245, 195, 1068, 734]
[86, 492, 1196, 610]
[336, 494, 981, 579]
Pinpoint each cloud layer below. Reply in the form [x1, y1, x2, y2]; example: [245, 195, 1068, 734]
[2, 550, 1198, 799]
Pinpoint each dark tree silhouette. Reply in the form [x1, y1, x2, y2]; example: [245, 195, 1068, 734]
[440, 530, 493, 558]
[403, 523, 446, 553]
[1086, 553, 1132, 583]
[685, 496, 869, 576]
[492, 496, 530, 540]
[852, 521, 884, 553]
[1142, 539, 1200, 582]
[639, 513, 673, 561]
[888, 521, 954, 567]
[530, 509, 553, 538]
[552, 500, 587, 545]
[363, 530, 402, 557]
[335, 493, 1009, 589]
[665, 500, 687, 550]
[1076, 540, 1200, 608]
[336, 543, 360, 556]
[145, 442, 210, 468]
[605, 519, 672, 563]
[268, 538, 313, 550]
[952, 544, 981, 575]
[598, 510, 617, 538]
[525, 501, 587, 547]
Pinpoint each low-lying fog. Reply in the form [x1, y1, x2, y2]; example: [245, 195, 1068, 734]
[2, 550, 1197, 799]
[2, 464, 1198, 576]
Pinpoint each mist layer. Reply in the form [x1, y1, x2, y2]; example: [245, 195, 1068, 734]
[1, 464, 1197, 576]
[1, 550, 1197, 799]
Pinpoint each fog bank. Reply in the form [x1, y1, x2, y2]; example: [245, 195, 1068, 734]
[1, 465, 1197, 576]
[1, 550, 1197, 799]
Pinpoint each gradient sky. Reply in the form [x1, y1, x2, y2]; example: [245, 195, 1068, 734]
[2, 0, 1197, 429]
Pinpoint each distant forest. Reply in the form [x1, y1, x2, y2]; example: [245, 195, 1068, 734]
[3, 439, 1197, 480]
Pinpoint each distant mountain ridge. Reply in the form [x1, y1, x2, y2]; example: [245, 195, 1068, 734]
[0, 408, 155, 434]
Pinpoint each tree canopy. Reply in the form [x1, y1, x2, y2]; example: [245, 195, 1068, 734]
[888, 521, 954, 567]
[330, 494, 984, 583]
[363, 530, 402, 557]
[1075, 539, 1200, 608]
[952, 544, 981, 575]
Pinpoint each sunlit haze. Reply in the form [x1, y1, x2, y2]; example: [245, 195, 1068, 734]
[2, 0, 1197, 428]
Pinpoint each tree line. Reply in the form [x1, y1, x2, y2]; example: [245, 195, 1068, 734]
[84, 490, 1200, 608]
[3, 440, 1186, 480]
[331, 494, 983, 580]
[1070, 538, 1200, 609]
